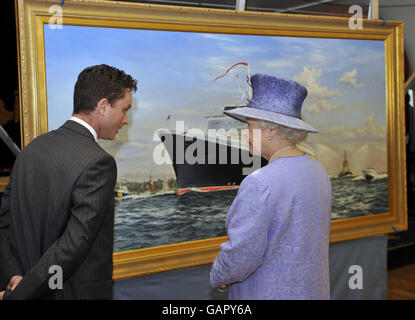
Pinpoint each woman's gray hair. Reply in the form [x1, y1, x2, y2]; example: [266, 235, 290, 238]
[257, 120, 308, 144]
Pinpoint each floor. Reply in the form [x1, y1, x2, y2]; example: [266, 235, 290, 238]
[387, 216, 415, 299]
[387, 263, 415, 299]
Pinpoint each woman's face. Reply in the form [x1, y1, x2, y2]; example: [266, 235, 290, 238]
[246, 118, 266, 156]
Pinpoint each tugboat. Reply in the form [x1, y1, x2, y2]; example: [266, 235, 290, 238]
[338, 151, 353, 177]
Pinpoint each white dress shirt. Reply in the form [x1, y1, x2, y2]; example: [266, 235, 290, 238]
[70, 116, 98, 142]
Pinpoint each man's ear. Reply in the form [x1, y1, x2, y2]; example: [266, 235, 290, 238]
[96, 98, 110, 116]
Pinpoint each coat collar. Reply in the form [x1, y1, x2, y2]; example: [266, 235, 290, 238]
[62, 120, 96, 142]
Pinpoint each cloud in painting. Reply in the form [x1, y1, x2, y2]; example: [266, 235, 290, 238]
[353, 116, 386, 137]
[266, 59, 296, 69]
[339, 69, 364, 87]
[293, 67, 339, 113]
[294, 67, 339, 99]
[320, 125, 351, 137]
[307, 99, 338, 113]
[200, 34, 237, 43]
[319, 116, 385, 141]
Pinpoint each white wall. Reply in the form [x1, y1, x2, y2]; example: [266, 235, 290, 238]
[380, 5, 415, 72]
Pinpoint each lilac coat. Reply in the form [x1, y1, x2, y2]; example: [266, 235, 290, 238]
[210, 154, 332, 299]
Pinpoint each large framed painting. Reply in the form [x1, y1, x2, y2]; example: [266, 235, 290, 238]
[16, 0, 406, 280]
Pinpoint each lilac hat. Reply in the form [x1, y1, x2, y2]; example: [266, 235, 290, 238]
[224, 74, 318, 133]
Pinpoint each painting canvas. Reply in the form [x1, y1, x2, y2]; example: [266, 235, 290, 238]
[44, 25, 387, 252]
[17, 0, 406, 278]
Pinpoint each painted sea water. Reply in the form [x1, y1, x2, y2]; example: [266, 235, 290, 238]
[330, 174, 388, 219]
[114, 174, 388, 252]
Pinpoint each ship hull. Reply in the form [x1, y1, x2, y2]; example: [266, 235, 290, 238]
[158, 131, 268, 195]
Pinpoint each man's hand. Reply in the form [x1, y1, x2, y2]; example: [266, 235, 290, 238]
[0, 276, 23, 300]
[7, 275, 23, 291]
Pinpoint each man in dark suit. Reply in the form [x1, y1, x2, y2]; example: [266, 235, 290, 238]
[0, 64, 137, 299]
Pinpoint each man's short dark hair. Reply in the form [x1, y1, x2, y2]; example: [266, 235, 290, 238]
[73, 64, 137, 114]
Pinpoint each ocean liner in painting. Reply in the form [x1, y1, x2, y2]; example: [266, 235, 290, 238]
[156, 107, 263, 195]
[157, 107, 314, 195]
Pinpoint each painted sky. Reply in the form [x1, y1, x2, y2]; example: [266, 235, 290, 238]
[44, 25, 386, 180]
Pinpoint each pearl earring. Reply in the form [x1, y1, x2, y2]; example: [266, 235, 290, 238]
[268, 136, 272, 141]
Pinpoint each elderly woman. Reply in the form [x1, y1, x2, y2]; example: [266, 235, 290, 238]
[210, 74, 332, 300]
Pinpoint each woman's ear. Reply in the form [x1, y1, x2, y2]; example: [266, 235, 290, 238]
[269, 126, 279, 140]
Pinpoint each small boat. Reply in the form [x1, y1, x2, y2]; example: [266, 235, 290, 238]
[114, 183, 130, 200]
[362, 168, 377, 182]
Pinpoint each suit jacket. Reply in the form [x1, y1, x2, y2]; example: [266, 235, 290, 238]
[0, 120, 117, 299]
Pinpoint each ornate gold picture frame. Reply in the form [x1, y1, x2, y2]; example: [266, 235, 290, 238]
[16, 0, 406, 280]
